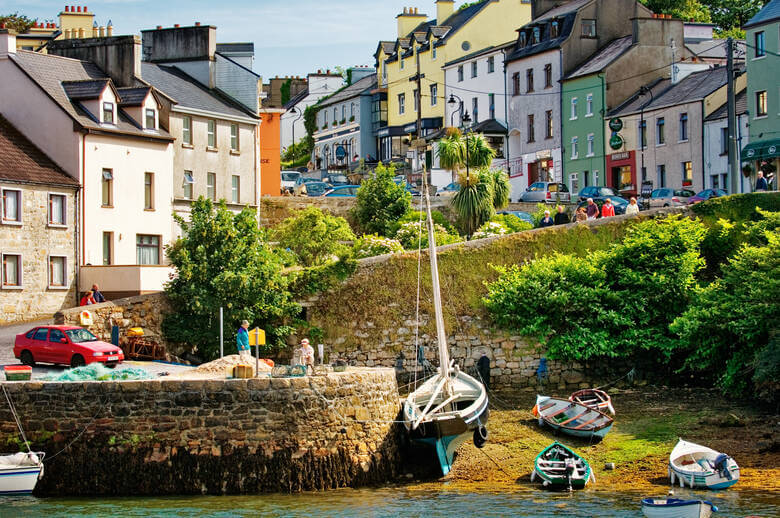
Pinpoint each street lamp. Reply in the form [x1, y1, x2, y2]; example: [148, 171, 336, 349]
[289, 106, 304, 155]
[447, 94, 463, 128]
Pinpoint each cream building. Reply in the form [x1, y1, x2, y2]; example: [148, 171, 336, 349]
[15, 5, 114, 52]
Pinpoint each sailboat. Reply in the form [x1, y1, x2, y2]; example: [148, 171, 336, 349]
[402, 181, 489, 476]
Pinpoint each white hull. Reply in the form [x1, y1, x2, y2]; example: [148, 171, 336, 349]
[642, 499, 715, 518]
[0, 452, 45, 495]
[669, 439, 739, 489]
[533, 395, 613, 439]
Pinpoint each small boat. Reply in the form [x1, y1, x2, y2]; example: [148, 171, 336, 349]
[569, 388, 615, 415]
[532, 395, 613, 439]
[669, 438, 740, 489]
[0, 451, 45, 495]
[641, 498, 718, 518]
[531, 441, 594, 490]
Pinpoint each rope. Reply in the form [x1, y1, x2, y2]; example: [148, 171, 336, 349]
[477, 446, 515, 479]
[44, 395, 110, 463]
[2, 385, 31, 453]
[596, 367, 637, 391]
[412, 180, 425, 392]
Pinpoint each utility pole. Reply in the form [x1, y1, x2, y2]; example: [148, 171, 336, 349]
[727, 37, 739, 194]
[411, 44, 426, 185]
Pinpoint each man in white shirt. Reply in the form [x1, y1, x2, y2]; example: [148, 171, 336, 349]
[293, 338, 315, 369]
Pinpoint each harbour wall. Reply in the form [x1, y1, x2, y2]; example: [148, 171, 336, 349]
[0, 369, 403, 496]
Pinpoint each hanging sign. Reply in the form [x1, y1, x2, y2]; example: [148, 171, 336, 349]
[609, 118, 623, 132]
[609, 133, 624, 150]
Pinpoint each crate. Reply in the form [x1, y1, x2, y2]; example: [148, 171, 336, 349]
[4, 365, 32, 381]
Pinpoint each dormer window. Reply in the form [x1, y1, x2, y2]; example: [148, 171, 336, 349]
[532, 27, 540, 44]
[581, 19, 596, 38]
[102, 102, 114, 124]
[145, 108, 156, 129]
[519, 32, 527, 48]
[551, 21, 559, 38]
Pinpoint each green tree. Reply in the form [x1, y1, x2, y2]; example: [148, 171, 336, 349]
[640, 0, 712, 22]
[704, 0, 767, 34]
[452, 168, 496, 237]
[354, 163, 411, 235]
[490, 169, 510, 210]
[272, 206, 355, 267]
[163, 198, 299, 359]
[0, 13, 36, 33]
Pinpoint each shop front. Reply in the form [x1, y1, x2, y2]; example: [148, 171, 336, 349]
[606, 150, 637, 197]
[741, 139, 779, 190]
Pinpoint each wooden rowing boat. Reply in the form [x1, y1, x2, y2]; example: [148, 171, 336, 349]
[531, 442, 594, 490]
[669, 438, 740, 489]
[569, 388, 615, 415]
[532, 395, 613, 439]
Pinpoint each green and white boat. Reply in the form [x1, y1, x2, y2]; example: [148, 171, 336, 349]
[531, 442, 594, 490]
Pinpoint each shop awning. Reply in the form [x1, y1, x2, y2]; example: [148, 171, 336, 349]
[741, 138, 780, 161]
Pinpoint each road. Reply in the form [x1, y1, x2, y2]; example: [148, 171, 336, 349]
[0, 319, 52, 363]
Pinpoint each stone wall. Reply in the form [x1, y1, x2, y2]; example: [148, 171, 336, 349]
[0, 183, 78, 324]
[0, 369, 403, 496]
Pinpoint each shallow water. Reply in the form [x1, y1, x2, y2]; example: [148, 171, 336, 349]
[2, 486, 777, 517]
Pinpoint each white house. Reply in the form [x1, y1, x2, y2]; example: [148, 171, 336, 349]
[280, 71, 344, 152]
[704, 90, 750, 193]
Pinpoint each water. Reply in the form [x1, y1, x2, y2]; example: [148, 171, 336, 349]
[2, 486, 777, 517]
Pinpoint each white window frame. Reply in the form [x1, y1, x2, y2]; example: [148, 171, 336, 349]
[230, 123, 239, 151]
[657, 117, 666, 146]
[1, 188, 23, 225]
[102, 102, 115, 124]
[182, 115, 192, 145]
[145, 108, 156, 129]
[207, 172, 216, 201]
[207, 119, 217, 148]
[398, 93, 405, 115]
[487, 56, 495, 74]
[1, 253, 23, 289]
[231, 175, 240, 204]
[47, 254, 68, 290]
[457, 65, 464, 82]
[432, 48, 437, 60]
[430, 84, 438, 106]
[585, 93, 593, 117]
[755, 90, 768, 118]
[48, 192, 67, 227]
[571, 136, 579, 159]
[586, 133, 594, 157]
[570, 97, 578, 120]
[183, 171, 194, 199]
[471, 61, 478, 78]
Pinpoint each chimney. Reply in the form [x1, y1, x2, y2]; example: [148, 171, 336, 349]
[106, 24, 113, 36]
[0, 27, 17, 59]
[397, 6, 425, 39]
[141, 24, 216, 62]
[436, 0, 454, 24]
[48, 35, 142, 87]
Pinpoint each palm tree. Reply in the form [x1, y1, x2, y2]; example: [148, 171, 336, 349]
[452, 167, 495, 238]
[464, 133, 496, 168]
[490, 169, 510, 210]
[437, 128, 466, 182]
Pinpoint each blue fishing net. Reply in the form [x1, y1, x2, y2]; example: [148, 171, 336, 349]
[42, 363, 153, 382]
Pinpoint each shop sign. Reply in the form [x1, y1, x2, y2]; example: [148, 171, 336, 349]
[609, 134, 624, 151]
[609, 118, 623, 132]
[611, 151, 630, 161]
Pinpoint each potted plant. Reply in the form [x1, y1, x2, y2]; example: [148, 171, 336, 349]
[340, 119, 346, 125]
[332, 121, 337, 127]
[349, 116, 355, 122]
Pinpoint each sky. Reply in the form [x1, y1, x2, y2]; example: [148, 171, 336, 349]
[12, 0, 444, 79]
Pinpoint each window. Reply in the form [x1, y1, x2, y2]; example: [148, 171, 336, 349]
[49, 256, 66, 288]
[679, 113, 688, 141]
[682, 161, 693, 183]
[657, 117, 665, 145]
[432, 48, 437, 60]
[230, 123, 239, 151]
[341, 105, 346, 121]
[755, 31, 765, 58]
[182, 115, 192, 144]
[49, 328, 65, 342]
[101, 169, 113, 207]
[756, 90, 767, 116]
[430, 84, 438, 106]
[720, 127, 729, 155]
[712, 174, 720, 189]
[544, 64, 552, 88]
[102, 102, 114, 124]
[1, 189, 21, 223]
[639, 120, 647, 148]
[526, 68, 534, 92]
[400, 57, 404, 70]
[49, 194, 66, 225]
[571, 136, 579, 159]
[183, 171, 194, 199]
[231, 175, 240, 203]
[323, 110, 328, 124]
[532, 27, 540, 44]
[2, 254, 21, 287]
[489, 93, 495, 119]
[587, 133, 594, 156]
[350, 103, 355, 117]
[472, 97, 479, 123]
[398, 93, 405, 115]
[658, 164, 666, 188]
[487, 56, 495, 74]
[471, 61, 478, 78]
[457, 65, 463, 82]
[207, 119, 216, 148]
[570, 97, 578, 119]
[519, 32, 527, 48]
[581, 19, 596, 38]
[333, 108, 337, 122]
[145, 109, 155, 129]
[136, 235, 160, 265]
[102, 232, 112, 265]
[207, 172, 216, 201]
[144, 172, 154, 210]
[512, 72, 520, 95]
[545, 110, 553, 139]
[413, 89, 419, 112]
[33, 328, 47, 341]
[586, 93, 593, 116]
[551, 20, 559, 38]
[527, 114, 535, 143]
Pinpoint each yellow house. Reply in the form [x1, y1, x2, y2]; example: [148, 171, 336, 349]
[15, 5, 113, 53]
[373, 0, 531, 162]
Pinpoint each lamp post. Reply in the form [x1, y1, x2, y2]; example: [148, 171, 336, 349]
[447, 93, 463, 128]
[289, 106, 303, 156]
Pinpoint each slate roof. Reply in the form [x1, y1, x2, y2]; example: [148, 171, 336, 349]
[744, 0, 780, 28]
[61, 79, 110, 100]
[685, 39, 746, 60]
[609, 67, 731, 117]
[434, 1, 493, 45]
[141, 62, 257, 119]
[444, 41, 514, 67]
[0, 114, 78, 187]
[506, 0, 591, 62]
[470, 118, 508, 134]
[116, 86, 151, 106]
[564, 36, 633, 80]
[316, 75, 377, 109]
[705, 89, 748, 121]
[216, 42, 254, 53]
[10, 51, 172, 141]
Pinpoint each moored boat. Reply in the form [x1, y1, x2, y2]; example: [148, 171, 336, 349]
[569, 388, 615, 415]
[531, 441, 593, 490]
[0, 451, 45, 495]
[532, 395, 613, 439]
[641, 498, 718, 518]
[669, 438, 739, 489]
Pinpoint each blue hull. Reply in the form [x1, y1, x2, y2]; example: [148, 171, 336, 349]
[414, 433, 471, 475]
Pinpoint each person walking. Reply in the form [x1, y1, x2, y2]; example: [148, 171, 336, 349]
[625, 197, 640, 215]
[236, 320, 251, 359]
[755, 170, 768, 191]
[601, 198, 616, 218]
[586, 198, 600, 220]
[91, 284, 106, 303]
[554, 205, 569, 225]
[539, 210, 554, 227]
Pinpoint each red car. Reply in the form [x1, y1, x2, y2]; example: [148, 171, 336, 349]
[13, 325, 124, 368]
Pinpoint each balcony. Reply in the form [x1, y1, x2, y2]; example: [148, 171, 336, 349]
[79, 265, 174, 300]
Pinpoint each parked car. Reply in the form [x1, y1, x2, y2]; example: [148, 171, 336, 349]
[520, 182, 571, 203]
[280, 170, 301, 194]
[687, 188, 727, 205]
[497, 210, 535, 226]
[576, 196, 629, 217]
[323, 185, 360, 197]
[14, 325, 125, 368]
[304, 181, 329, 197]
[648, 188, 696, 207]
[293, 177, 321, 196]
[437, 182, 460, 196]
[324, 174, 350, 186]
[577, 186, 619, 202]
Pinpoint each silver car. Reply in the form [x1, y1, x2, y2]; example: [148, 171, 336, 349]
[648, 188, 696, 208]
[520, 182, 571, 203]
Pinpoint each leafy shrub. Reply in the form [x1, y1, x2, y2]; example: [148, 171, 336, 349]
[352, 234, 404, 258]
[272, 206, 355, 267]
[395, 220, 462, 249]
[690, 192, 780, 222]
[490, 169, 510, 210]
[473, 221, 508, 239]
[354, 163, 411, 236]
[490, 213, 533, 233]
[289, 254, 358, 296]
[391, 209, 456, 235]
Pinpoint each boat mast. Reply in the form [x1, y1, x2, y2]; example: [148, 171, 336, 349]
[424, 184, 451, 385]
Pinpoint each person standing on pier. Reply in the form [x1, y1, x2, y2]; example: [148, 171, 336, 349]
[294, 338, 315, 369]
[237, 320, 251, 359]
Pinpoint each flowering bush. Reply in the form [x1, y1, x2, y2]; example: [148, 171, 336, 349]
[352, 234, 404, 258]
[472, 221, 509, 239]
[395, 220, 462, 250]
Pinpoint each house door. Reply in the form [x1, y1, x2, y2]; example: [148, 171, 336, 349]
[528, 162, 539, 184]
[611, 167, 621, 189]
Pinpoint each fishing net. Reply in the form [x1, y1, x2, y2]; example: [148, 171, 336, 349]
[42, 363, 153, 382]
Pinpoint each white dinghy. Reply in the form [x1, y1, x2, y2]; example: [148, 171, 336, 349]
[0, 452, 45, 495]
[402, 181, 489, 476]
[641, 498, 718, 518]
[669, 438, 739, 490]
